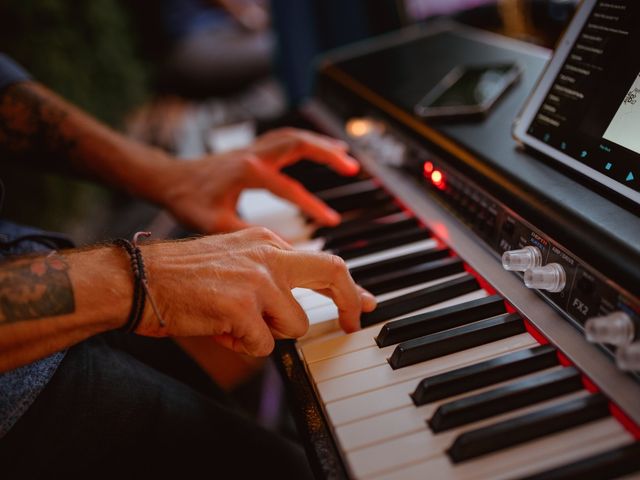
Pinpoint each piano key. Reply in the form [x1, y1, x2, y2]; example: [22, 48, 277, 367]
[388, 313, 525, 369]
[313, 203, 402, 238]
[519, 441, 640, 480]
[323, 340, 539, 427]
[372, 418, 630, 480]
[345, 239, 439, 269]
[303, 278, 478, 349]
[334, 225, 431, 260]
[334, 366, 567, 452]
[360, 257, 465, 295]
[447, 393, 610, 463]
[428, 366, 583, 432]
[305, 273, 470, 326]
[237, 189, 315, 242]
[314, 178, 380, 201]
[349, 246, 450, 282]
[301, 290, 488, 364]
[345, 391, 590, 478]
[324, 214, 418, 250]
[412, 344, 559, 405]
[283, 161, 365, 192]
[361, 275, 479, 328]
[376, 295, 507, 348]
[316, 333, 537, 404]
[325, 186, 392, 213]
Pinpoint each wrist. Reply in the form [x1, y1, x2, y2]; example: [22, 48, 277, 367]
[64, 246, 133, 332]
[117, 142, 177, 206]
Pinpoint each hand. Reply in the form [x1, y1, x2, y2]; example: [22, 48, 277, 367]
[139, 227, 377, 356]
[157, 128, 360, 233]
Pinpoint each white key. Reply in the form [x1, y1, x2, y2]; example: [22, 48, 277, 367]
[345, 239, 438, 269]
[237, 189, 313, 242]
[301, 290, 488, 364]
[317, 333, 537, 403]
[335, 366, 566, 452]
[324, 340, 537, 426]
[346, 391, 588, 478]
[297, 292, 335, 311]
[372, 418, 631, 480]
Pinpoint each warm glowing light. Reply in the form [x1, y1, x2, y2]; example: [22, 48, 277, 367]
[431, 169, 446, 190]
[423, 161, 434, 176]
[346, 118, 373, 138]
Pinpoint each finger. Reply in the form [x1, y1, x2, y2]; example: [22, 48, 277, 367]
[315, 285, 377, 313]
[255, 167, 341, 226]
[359, 288, 377, 312]
[277, 251, 363, 333]
[264, 289, 310, 339]
[233, 313, 276, 357]
[287, 132, 360, 176]
[214, 213, 254, 233]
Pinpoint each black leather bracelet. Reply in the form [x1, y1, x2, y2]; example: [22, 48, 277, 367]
[114, 238, 147, 333]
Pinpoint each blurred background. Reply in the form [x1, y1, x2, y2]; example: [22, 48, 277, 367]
[0, 0, 578, 245]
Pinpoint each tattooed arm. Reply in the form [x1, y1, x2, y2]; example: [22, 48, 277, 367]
[0, 246, 131, 372]
[0, 81, 360, 233]
[0, 228, 375, 373]
[0, 81, 176, 202]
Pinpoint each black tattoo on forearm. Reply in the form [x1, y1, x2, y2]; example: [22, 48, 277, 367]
[0, 254, 75, 323]
[0, 83, 77, 166]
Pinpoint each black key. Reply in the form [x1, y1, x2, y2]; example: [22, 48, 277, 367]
[360, 275, 479, 328]
[389, 313, 524, 369]
[519, 442, 640, 480]
[412, 344, 558, 405]
[350, 247, 450, 282]
[283, 161, 365, 192]
[376, 295, 506, 348]
[334, 225, 430, 260]
[360, 257, 465, 295]
[429, 367, 583, 432]
[313, 203, 402, 238]
[324, 214, 418, 250]
[447, 393, 610, 463]
[326, 188, 392, 213]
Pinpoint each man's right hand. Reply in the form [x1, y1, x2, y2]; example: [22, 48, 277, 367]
[139, 228, 377, 356]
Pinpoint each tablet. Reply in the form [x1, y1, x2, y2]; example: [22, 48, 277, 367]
[513, 0, 640, 207]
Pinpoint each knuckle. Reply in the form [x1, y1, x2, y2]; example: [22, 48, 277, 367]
[250, 226, 277, 242]
[327, 254, 348, 276]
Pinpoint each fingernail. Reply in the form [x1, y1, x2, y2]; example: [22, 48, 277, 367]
[361, 291, 377, 310]
[325, 209, 341, 225]
[346, 160, 360, 174]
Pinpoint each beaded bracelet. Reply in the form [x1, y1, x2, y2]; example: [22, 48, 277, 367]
[114, 232, 165, 333]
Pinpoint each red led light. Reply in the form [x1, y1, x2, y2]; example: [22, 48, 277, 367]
[423, 161, 434, 176]
[430, 169, 446, 190]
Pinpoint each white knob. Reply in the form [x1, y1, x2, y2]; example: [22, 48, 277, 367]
[502, 246, 542, 272]
[585, 311, 635, 346]
[524, 263, 566, 292]
[616, 342, 640, 371]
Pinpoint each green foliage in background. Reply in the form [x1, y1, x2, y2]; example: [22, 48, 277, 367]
[0, 0, 152, 238]
[0, 0, 150, 126]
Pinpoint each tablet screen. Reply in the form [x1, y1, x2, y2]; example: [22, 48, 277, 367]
[518, 0, 640, 203]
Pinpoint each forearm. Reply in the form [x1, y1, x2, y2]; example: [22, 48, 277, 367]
[0, 247, 130, 372]
[0, 81, 173, 204]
